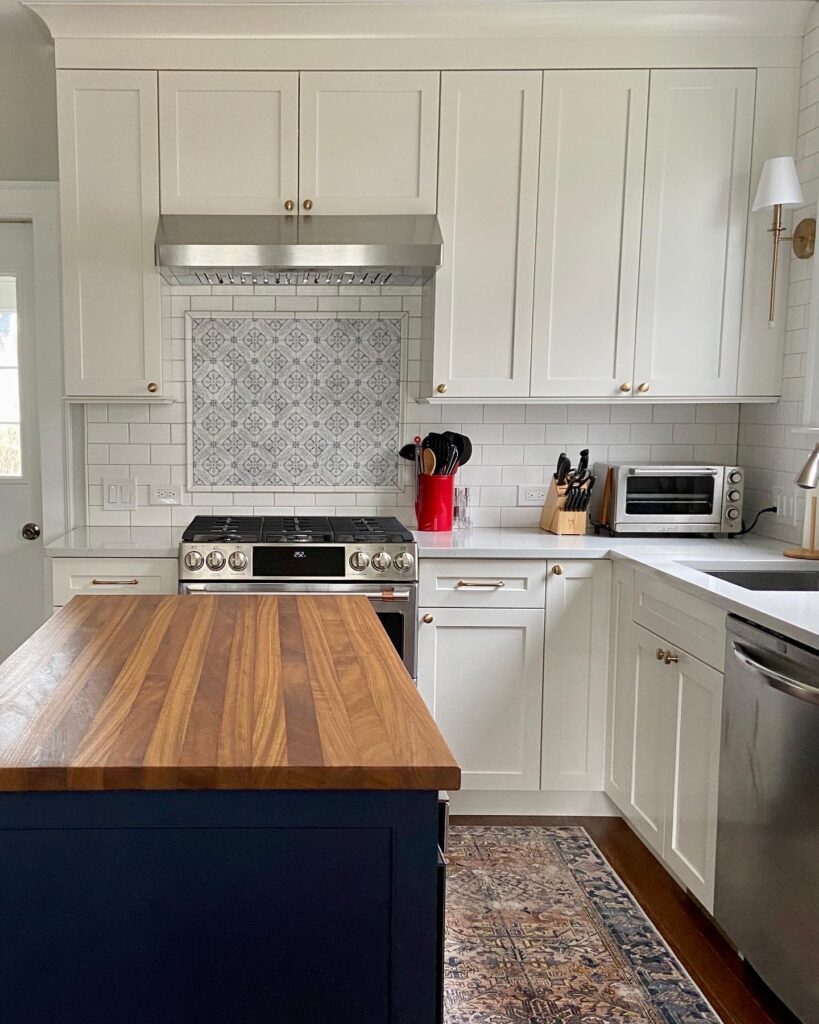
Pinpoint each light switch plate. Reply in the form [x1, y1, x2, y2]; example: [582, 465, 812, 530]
[103, 477, 138, 511]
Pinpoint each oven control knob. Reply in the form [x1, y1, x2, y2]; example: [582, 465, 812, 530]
[371, 551, 392, 572]
[184, 550, 204, 571]
[228, 551, 248, 571]
[349, 551, 370, 572]
[394, 552, 415, 573]
[726, 507, 740, 521]
[728, 470, 743, 484]
[727, 490, 741, 503]
[206, 550, 225, 571]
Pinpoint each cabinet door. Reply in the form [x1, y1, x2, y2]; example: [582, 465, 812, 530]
[531, 71, 647, 399]
[634, 70, 754, 398]
[541, 560, 611, 790]
[298, 72, 439, 215]
[605, 564, 636, 813]
[58, 70, 162, 398]
[417, 606, 544, 790]
[627, 624, 672, 856]
[159, 71, 298, 214]
[665, 653, 723, 910]
[432, 72, 541, 398]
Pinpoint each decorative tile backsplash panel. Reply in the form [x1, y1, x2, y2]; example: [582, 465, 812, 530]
[188, 314, 402, 489]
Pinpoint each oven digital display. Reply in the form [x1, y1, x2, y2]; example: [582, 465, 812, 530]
[253, 546, 347, 577]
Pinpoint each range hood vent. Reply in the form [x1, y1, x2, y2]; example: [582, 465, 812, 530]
[155, 214, 443, 287]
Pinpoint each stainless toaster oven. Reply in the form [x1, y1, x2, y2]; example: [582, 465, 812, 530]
[590, 463, 744, 535]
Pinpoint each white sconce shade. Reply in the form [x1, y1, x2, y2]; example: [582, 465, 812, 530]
[752, 156, 804, 211]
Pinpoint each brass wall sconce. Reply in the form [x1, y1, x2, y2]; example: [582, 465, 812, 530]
[752, 156, 815, 326]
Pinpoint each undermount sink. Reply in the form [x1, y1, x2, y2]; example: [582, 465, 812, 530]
[701, 569, 819, 592]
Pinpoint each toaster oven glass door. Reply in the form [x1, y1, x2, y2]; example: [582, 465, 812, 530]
[623, 471, 718, 522]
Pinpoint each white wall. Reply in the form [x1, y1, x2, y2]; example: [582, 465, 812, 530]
[0, 2, 57, 182]
[739, 4, 819, 544]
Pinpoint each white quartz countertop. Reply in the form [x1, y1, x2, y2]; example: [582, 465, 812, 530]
[46, 526, 819, 648]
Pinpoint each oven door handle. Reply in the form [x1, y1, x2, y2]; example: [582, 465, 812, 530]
[180, 584, 413, 602]
[732, 642, 819, 706]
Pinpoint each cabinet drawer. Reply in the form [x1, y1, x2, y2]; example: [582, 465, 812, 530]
[52, 558, 178, 606]
[420, 559, 546, 608]
[632, 571, 725, 669]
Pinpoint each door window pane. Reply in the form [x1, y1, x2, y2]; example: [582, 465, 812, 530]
[0, 277, 22, 477]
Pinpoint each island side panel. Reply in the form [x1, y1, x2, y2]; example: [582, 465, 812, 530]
[0, 789, 442, 1024]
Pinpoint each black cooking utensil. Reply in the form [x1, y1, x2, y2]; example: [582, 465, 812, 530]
[399, 443, 416, 461]
[442, 430, 473, 469]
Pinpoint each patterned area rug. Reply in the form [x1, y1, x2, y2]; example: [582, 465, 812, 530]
[445, 826, 722, 1023]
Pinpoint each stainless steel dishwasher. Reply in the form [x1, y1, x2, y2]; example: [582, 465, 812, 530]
[715, 615, 819, 1024]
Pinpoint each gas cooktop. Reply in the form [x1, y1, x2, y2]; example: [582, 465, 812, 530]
[182, 515, 414, 545]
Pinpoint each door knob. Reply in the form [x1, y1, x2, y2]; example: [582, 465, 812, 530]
[664, 650, 679, 665]
[552, 564, 563, 575]
[656, 648, 666, 661]
[619, 382, 632, 393]
[436, 384, 448, 394]
[637, 382, 650, 394]
[284, 199, 295, 211]
[147, 382, 158, 394]
[21, 522, 41, 541]
[422, 614, 434, 624]
[302, 199, 313, 211]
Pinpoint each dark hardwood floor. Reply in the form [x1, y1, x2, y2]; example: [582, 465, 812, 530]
[451, 814, 801, 1024]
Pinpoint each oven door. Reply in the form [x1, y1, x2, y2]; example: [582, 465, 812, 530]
[178, 580, 418, 680]
[614, 466, 724, 529]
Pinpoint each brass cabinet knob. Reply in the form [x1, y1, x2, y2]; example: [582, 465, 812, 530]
[637, 382, 650, 394]
[422, 614, 434, 624]
[656, 648, 666, 661]
[302, 199, 313, 211]
[436, 384, 448, 394]
[619, 382, 632, 393]
[147, 382, 158, 394]
[284, 199, 295, 211]
[552, 564, 563, 575]
[664, 650, 679, 665]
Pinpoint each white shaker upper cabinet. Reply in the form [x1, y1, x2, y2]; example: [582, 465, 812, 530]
[634, 69, 755, 398]
[432, 72, 542, 398]
[58, 70, 162, 399]
[531, 71, 648, 399]
[298, 72, 440, 215]
[158, 71, 299, 215]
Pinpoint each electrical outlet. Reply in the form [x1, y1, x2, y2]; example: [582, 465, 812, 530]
[773, 487, 796, 522]
[103, 477, 137, 511]
[518, 485, 549, 507]
[149, 483, 181, 505]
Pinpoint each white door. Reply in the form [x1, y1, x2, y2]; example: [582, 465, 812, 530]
[417, 606, 545, 790]
[58, 70, 163, 399]
[159, 71, 299, 215]
[299, 72, 439, 215]
[628, 624, 672, 855]
[634, 69, 755, 398]
[665, 652, 723, 910]
[604, 563, 636, 813]
[432, 71, 541, 398]
[541, 560, 611, 790]
[0, 224, 45, 662]
[531, 71, 648, 399]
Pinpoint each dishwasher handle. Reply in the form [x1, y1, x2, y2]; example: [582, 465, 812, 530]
[732, 642, 819, 706]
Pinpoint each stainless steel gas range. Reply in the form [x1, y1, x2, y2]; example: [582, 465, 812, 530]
[179, 515, 418, 678]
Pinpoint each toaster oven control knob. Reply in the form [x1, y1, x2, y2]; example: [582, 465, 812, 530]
[206, 550, 225, 571]
[228, 551, 248, 571]
[728, 470, 743, 484]
[184, 550, 204, 571]
[349, 551, 370, 572]
[726, 507, 740, 521]
[371, 551, 392, 572]
[394, 552, 415, 573]
[728, 490, 741, 503]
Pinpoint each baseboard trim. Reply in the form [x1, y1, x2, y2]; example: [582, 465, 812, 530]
[448, 790, 618, 816]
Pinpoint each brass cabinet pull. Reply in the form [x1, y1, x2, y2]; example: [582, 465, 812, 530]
[619, 382, 632, 393]
[637, 382, 650, 394]
[302, 199, 313, 211]
[664, 650, 679, 665]
[284, 199, 295, 211]
[422, 614, 434, 624]
[436, 384, 448, 394]
[457, 580, 505, 589]
[552, 565, 563, 575]
[656, 648, 666, 661]
[91, 578, 139, 586]
[147, 382, 158, 394]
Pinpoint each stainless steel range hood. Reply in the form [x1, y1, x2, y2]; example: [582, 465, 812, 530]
[155, 214, 443, 287]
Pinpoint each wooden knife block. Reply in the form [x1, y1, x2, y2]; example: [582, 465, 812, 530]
[539, 479, 587, 535]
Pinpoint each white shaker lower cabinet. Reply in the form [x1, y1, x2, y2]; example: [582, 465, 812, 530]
[431, 71, 542, 398]
[611, 617, 724, 911]
[57, 70, 163, 399]
[417, 606, 545, 790]
[541, 560, 611, 790]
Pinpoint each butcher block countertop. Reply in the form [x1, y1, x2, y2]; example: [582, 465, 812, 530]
[0, 594, 460, 792]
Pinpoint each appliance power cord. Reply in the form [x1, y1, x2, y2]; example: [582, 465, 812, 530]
[732, 505, 777, 537]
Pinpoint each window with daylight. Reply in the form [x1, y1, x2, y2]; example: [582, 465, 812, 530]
[0, 276, 22, 478]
